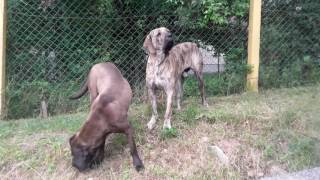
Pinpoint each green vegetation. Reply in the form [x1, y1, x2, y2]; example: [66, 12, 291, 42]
[6, 0, 250, 119]
[7, 0, 319, 119]
[183, 48, 250, 98]
[3, 0, 320, 178]
[1, 85, 319, 179]
[160, 127, 178, 140]
[260, 1, 320, 88]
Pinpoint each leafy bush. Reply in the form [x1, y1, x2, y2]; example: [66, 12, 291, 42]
[260, 1, 320, 88]
[160, 127, 178, 140]
[183, 48, 250, 97]
[6, 81, 89, 119]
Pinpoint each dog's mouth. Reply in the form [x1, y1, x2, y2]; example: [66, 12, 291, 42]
[142, 47, 150, 61]
[164, 36, 174, 53]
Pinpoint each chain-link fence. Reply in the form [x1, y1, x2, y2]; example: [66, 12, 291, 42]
[260, 1, 320, 88]
[7, 1, 318, 120]
[6, 0, 249, 119]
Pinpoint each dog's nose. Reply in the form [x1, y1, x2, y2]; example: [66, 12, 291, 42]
[72, 159, 88, 172]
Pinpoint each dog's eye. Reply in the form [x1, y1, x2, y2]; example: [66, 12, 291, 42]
[157, 32, 161, 36]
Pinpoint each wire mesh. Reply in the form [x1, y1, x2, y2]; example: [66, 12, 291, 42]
[6, 0, 249, 119]
[260, 0, 320, 88]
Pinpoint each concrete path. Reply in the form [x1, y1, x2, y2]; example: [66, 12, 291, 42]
[261, 167, 320, 180]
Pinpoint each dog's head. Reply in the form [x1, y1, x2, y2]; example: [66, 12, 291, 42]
[143, 27, 174, 55]
[69, 134, 105, 172]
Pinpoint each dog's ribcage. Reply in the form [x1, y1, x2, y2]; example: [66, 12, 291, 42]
[146, 42, 202, 88]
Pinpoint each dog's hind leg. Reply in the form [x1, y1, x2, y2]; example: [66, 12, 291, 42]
[195, 71, 208, 107]
[147, 87, 158, 130]
[175, 78, 183, 111]
[125, 123, 144, 171]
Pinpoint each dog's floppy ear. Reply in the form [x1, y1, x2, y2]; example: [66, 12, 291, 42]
[143, 34, 156, 55]
[69, 134, 76, 145]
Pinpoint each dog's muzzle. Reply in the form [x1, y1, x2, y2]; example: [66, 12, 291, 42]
[142, 47, 149, 60]
[164, 35, 174, 52]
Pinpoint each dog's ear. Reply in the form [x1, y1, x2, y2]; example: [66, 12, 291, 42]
[143, 34, 156, 55]
[69, 134, 76, 145]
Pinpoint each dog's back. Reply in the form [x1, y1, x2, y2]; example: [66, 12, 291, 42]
[88, 62, 132, 108]
[166, 42, 203, 73]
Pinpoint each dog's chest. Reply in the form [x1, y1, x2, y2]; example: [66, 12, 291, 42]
[146, 63, 169, 87]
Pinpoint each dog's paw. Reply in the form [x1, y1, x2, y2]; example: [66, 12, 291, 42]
[163, 121, 172, 129]
[147, 118, 156, 130]
[147, 123, 155, 130]
[203, 101, 209, 108]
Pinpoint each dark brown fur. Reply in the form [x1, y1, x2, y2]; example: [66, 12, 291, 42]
[69, 62, 144, 172]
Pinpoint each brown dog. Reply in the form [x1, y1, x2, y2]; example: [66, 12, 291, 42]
[143, 27, 208, 130]
[69, 62, 144, 172]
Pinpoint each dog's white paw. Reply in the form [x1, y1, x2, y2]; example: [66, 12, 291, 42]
[203, 101, 209, 108]
[163, 120, 172, 129]
[147, 117, 157, 130]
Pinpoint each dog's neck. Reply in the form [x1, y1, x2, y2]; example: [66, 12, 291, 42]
[147, 50, 169, 76]
[77, 114, 110, 147]
[155, 50, 167, 66]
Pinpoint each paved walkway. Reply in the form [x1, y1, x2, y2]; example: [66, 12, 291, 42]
[261, 167, 320, 180]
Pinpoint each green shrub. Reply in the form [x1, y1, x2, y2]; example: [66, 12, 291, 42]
[6, 81, 89, 119]
[175, 105, 200, 125]
[260, 1, 320, 88]
[183, 48, 250, 97]
[160, 128, 178, 140]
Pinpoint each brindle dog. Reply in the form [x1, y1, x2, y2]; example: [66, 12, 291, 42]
[69, 62, 144, 172]
[143, 27, 208, 130]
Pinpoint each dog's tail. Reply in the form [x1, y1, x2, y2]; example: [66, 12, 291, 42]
[69, 77, 88, 100]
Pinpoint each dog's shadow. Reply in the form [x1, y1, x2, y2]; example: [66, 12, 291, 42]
[87, 134, 128, 171]
[103, 134, 128, 158]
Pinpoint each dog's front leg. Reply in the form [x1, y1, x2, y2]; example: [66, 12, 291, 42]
[147, 87, 158, 130]
[163, 88, 174, 129]
[175, 77, 184, 111]
[125, 123, 144, 171]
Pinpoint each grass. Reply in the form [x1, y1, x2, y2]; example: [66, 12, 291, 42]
[0, 85, 320, 179]
[160, 128, 178, 140]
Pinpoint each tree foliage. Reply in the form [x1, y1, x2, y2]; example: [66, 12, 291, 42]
[167, 0, 249, 26]
[260, 0, 320, 87]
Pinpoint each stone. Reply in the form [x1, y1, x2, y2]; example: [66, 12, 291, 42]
[201, 137, 209, 143]
[261, 167, 320, 180]
[208, 145, 229, 165]
[269, 165, 287, 176]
